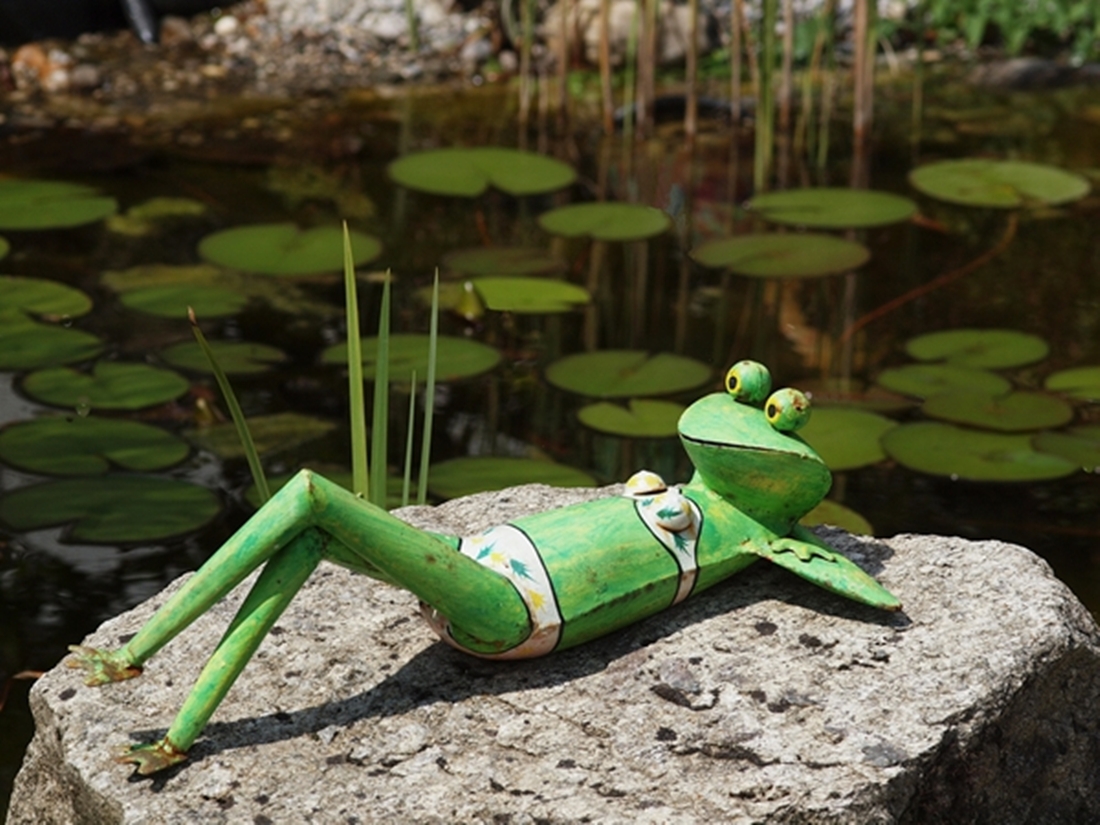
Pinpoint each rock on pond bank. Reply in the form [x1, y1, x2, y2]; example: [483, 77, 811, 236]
[9, 484, 1100, 824]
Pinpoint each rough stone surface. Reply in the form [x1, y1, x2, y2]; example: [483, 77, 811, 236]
[9, 484, 1100, 824]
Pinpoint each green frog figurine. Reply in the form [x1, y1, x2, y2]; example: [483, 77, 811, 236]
[69, 360, 901, 774]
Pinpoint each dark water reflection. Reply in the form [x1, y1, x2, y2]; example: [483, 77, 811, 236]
[2, 71, 1100, 813]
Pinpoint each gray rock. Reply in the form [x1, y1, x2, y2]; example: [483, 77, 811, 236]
[8, 484, 1100, 824]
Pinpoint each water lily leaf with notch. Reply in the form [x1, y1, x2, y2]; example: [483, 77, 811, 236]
[0, 236, 8, 260]
[102, 263, 337, 317]
[427, 456, 596, 500]
[1045, 365, 1100, 401]
[199, 224, 381, 276]
[120, 285, 248, 318]
[908, 160, 1090, 208]
[875, 363, 1011, 399]
[0, 416, 189, 475]
[387, 148, 576, 197]
[799, 499, 873, 535]
[578, 399, 685, 437]
[184, 412, 336, 459]
[922, 390, 1074, 432]
[882, 421, 1077, 481]
[21, 362, 190, 410]
[748, 188, 917, 229]
[1, 274, 93, 319]
[797, 407, 897, 471]
[0, 321, 104, 370]
[1033, 426, 1100, 472]
[443, 247, 564, 277]
[161, 341, 288, 375]
[473, 277, 590, 313]
[0, 179, 117, 229]
[538, 202, 671, 241]
[690, 233, 869, 278]
[905, 329, 1049, 369]
[546, 350, 711, 398]
[322, 334, 500, 382]
[0, 476, 220, 543]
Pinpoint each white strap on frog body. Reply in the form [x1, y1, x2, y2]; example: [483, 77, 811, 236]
[624, 470, 702, 605]
[421, 524, 562, 660]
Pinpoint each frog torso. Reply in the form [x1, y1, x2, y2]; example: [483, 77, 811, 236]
[422, 361, 900, 659]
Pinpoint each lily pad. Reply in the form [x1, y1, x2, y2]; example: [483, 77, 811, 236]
[443, 247, 564, 277]
[799, 499, 873, 535]
[184, 412, 336, 459]
[875, 364, 1011, 399]
[198, 224, 382, 276]
[0, 274, 94, 319]
[881, 421, 1077, 481]
[0, 416, 189, 475]
[546, 351, 711, 398]
[0, 476, 220, 543]
[21, 362, 190, 410]
[0, 322, 104, 370]
[102, 263, 336, 317]
[473, 277, 590, 313]
[107, 197, 207, 236]
[120, 285, 248, 318]
[1033, 427, 1100, 472]
[0, 179, 117, 229]
[748, 188, 918, 229]
[427, 456, 596, 500]
[577, 399, 685, 437]
[797, 408, 897, 471]
[537, 202, 671, 242]
[322, 334, 501, 382]
[922, 390, 1074, 432]
[387, 148, 576, 197]
[905, 329, 1049, 369]
[1045, 365, 1100, 401]
[0, 236, 9, 260]
[690, 233, 869, 278]
[161, 341, 288, 375]
[908, 160, 1090, 208]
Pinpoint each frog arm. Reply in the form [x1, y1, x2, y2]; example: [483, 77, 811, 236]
[760, 525, 902, 612]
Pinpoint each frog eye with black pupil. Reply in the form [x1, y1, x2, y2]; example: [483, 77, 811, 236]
[725, 361, 772, 405]
[765, 388, 811, 432]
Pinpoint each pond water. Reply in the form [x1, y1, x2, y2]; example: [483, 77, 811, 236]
[2, 68, 1100, 809]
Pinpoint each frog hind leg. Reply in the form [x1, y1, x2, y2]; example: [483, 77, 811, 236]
[760, 525, 902, 611]
[70, 470, 531, 775]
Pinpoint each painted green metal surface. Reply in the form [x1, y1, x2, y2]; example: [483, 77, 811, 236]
[68, 360, 900, 775]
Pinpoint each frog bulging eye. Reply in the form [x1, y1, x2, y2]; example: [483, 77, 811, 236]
[725, 361, 772, 404]
[765, 388, 811, 432]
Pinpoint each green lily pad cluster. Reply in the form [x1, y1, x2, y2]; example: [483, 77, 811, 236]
[0, 276, 103, 370]
[874, 328, 1088, 481]
[547, 351, 710, 439]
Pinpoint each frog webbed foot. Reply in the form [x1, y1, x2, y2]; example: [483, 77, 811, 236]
[67, 645, 143, 686]
[114, 738, 189, 775]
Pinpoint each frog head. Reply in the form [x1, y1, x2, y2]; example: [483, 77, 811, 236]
[678, 361, 830, 531]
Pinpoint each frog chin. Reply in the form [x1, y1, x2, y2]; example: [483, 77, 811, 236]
[680, 439, 832, 530]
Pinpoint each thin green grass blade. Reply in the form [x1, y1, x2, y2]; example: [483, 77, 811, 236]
[370, 271, 392, 508]
[417, 270, 440, 505]
[402, 370, 417, 507]
[188, 307, 270, 503]
[343, 223, 369, 499]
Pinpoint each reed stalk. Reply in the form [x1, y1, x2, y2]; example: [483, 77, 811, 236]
[416, 271, 440, 505]
[685, 0, 699, 140]
[369, 273, 391, 508]
[342, 224, 369, 500]
[599, 0, 614, 135]
[189, 308, 269, 504]
[754, 0, 777, 192]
